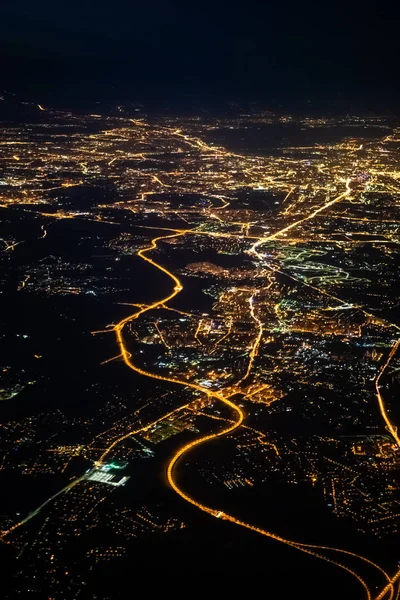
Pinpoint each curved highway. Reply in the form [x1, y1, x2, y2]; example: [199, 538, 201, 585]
[1, 168, 397, 598]
[111, 225, 392, 600]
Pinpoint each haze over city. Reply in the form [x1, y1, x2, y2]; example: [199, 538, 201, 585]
[1, 1, 400, 598]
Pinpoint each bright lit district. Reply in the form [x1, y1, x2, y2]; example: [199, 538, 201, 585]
[87, 465, 130, 487]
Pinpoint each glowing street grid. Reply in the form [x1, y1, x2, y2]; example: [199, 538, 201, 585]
[0, 100, 400, 599]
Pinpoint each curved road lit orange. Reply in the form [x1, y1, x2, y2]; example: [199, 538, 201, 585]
[110, 226, 392, 600]
[1, 177, 397, 598]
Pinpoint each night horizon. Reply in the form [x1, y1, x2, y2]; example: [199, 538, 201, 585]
[1, 2, 400, 599]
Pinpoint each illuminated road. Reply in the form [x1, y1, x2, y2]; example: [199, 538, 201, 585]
[1, 121, 398, 598]
[235, 292, 263, 387]
[106, 222, 392, 598]
[373, 340, 400, 599]
[3, 192, 392, 596]
[249, 180, 352, 254]
[0, 472, 90, 540]
[375, 340, 400, 447]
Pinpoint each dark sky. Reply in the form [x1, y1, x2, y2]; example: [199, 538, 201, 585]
[1, 0, 399, 109]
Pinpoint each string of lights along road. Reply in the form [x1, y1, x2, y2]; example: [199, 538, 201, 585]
[1, 101, 399, 599]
